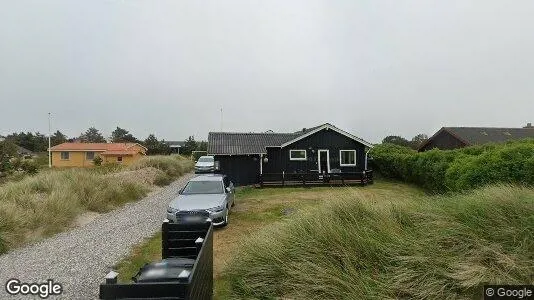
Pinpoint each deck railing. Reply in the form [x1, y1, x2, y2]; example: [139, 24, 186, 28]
[259, 170, 373, 187]
[99, 220, 213, 300]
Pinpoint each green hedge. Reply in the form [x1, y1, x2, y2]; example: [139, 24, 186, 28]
[371, 140, 534, 192]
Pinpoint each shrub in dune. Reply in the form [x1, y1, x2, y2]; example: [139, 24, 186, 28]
[128, 155, 194, 180]
[226, 185, 534, 299]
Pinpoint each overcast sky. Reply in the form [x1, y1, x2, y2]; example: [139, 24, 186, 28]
[1, 1, 533, 143]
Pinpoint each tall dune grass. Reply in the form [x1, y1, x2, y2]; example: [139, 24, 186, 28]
[128, 155, 194, 181]
[226, 185, 534, 299]
[0, 169, 148, 253]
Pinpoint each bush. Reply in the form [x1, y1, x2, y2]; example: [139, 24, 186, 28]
[153, 173, 173, 187]
[128, 155, 194, 179]
[226, 185, 534, 299]
[371, 140, 534, 192]
[93, 156, 103, 166]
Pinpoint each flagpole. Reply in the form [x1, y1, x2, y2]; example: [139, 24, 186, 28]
[48, 112, 52, 168]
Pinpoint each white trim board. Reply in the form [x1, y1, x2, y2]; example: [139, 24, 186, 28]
[279, 123, 374, 148]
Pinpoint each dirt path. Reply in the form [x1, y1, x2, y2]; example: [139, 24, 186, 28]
[0, 173, 194, 299]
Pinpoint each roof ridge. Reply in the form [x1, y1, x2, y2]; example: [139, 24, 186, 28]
[209, 132, 298, 135]
[445, 126, 532, 129]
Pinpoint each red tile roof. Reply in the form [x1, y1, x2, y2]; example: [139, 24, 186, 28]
[50, 143, 146, 153]
[101, 150, 139, 156]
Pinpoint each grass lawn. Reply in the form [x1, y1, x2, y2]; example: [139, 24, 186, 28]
[113, 180, 425, 299]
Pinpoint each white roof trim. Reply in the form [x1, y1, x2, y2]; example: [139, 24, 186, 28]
[279, 124, 374, 148]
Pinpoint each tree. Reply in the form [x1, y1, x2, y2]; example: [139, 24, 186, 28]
[79, 127, 106, 143]
[143, 134, 170, 155]
[197, 141, 208, 152]
[382, 135, 411, 147]
[110, 127, 139, 143]
[51, 130, 68, 146]
[0, 140, 18, 173]
[410, 134, 429, 150]
[180, 136, 198, 155]
[6, 132, 48, 152]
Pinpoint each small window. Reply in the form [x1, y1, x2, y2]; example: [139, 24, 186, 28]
[289, 150, 307, 161]
[340, 150, 356, 166]
[86, 151, 95, 160]
[61, 152, 70, 160]
[117, 156, 123, 162]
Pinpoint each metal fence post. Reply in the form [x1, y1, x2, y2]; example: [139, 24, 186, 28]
[161, 219, 169, 259]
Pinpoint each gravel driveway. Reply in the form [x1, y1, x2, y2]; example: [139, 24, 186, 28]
[0, 173, 194, 299]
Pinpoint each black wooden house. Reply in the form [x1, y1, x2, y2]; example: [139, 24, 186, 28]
[207, 123, 374, 186]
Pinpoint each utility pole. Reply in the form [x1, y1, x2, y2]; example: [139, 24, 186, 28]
[48, 112, 52, 168]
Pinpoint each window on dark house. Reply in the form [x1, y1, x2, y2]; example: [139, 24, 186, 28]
[289, 150, 307, 161]
[339, 150, 356, 166]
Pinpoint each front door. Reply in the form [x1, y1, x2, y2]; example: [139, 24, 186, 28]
[318, 150, 329, 174]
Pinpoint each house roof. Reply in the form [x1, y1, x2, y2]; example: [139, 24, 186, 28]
[419, 127, 534, 150]
[164, 141, 186, 147]
[16, 145, 34, 155]
[101, 150, 139, 156]
[208, 123, 372, 155]
[50, 142, 147, 153]
[208, 132, 300, 155]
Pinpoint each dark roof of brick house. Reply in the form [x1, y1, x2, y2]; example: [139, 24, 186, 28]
[419, 126, 534, 150]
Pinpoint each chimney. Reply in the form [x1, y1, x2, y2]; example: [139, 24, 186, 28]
[525, 123, 533, 128]
[302, 128, 307, 132]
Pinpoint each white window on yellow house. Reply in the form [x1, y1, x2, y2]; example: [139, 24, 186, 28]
[117, 156, 123, 162]
[60, 152, 70, 160]
[86, 151, 95, 160]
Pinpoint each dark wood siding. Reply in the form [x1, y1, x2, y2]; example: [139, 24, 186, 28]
[214, 155, 260, 186]
[419, 130, 467, 151]
[264, 128, 366, 174]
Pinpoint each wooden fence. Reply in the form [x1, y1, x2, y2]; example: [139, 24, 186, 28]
[99, 220, 213, 300]
[259, 170, 374, 187]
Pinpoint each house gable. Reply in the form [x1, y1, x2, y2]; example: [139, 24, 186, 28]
[264, 127, 368, 174]
[418, 128, 469, 151]
[279, 123, 373, 148]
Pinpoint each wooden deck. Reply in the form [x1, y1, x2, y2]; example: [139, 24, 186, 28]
[257, 170, 373, 188]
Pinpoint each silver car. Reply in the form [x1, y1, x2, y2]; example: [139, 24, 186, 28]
[194, 156, 215, 173]
[167, 174, 235, 227]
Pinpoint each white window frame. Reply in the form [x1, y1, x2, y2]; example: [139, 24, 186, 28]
[60, 151, 70, 160]
[339, 150, 356, 167]
[289, 149, 307, 161]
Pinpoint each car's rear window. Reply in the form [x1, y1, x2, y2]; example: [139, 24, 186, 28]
[198, 157, 214, 163]
[182, 181, 222, 194]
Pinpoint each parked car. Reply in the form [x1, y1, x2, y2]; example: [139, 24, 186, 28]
[167, 174, 235, 227]
[194, 156, 215, 173]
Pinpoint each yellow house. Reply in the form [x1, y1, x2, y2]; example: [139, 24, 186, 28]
[49, 142, 147, 167]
